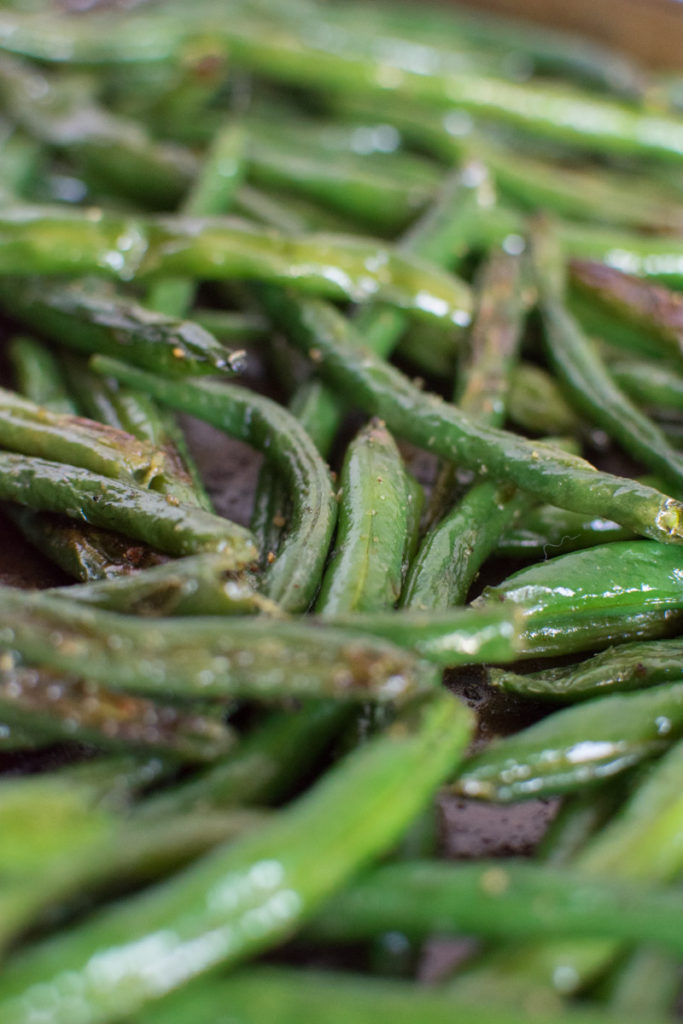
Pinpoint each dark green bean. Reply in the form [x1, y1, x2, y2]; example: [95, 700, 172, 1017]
[477, 539, 683, 657]
[316, 420, 411, 615]
[0, 453, 257, 561]
[2, 505, 165, 581]
[454, 681, 683, 801]
[0, 277, 245, 377]
[495, 503, 634, 558]
[0, 691, 472, 1024]
[488, 637, 683, 703]
[0, 587, 435, 703]
[92, 356, 335, 612]
[258, 289, 683, 544]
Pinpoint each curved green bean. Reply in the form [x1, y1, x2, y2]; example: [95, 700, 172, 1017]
[0, 453, 257, 561]
[610, 359, 683, 415]
[259, 289, 683, 544]
[7, 335, 77, 415]
[92, 357, 335, 612]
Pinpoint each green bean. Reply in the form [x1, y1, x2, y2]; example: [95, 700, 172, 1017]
[453, 681, 683, 801]
[0, 385, 172, 488]
[7, 335, 77, 415]
[92, 357, 335, 612]
[458, 741, 683, 998]
[407, 248, 528, 607]
[0, 655, 235, 760]
[605, 947, 681, 1019]
[488, 637, 683, 703]
[192, 308, 268, 343]
[218, 19, 683, 162]
[0, 691, 472, 1024]
[569, 259, 683, 363]
[140, 701, 350, 819]
[477, 539, 683, 657]
[135, 965, 670, 1024]
[2, 505, 165, 581]
[0, 276, 245, 377]
[147, 122, 246, 317]
[0, 586, 435, 703]
[316, 420, 411, 614]
[506, 362, 581, 437]
[246, 134, 439, 234]
[258, 289, 683, 544]
[47, 552, 278, 617]
[559, 222, 683, 291]
[609, 358, 683, 415]
[310, 857, 683, 958]
[250, 167, 478, 564]
[0, 453, 257, 561]
[326, 604, 522, 666]
[0, 206, 472, 326]
[62, 354, 213, 511]
[495, 503, 634, 558]
[0, 54, 195, 208]
[535, 240, 683, 496]
[402, 482, 531, 610]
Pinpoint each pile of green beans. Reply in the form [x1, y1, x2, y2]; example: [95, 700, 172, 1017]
[0, 0, 682, 1020]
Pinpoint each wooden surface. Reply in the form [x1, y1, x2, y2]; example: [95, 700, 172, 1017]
[454, 0, 683, 69]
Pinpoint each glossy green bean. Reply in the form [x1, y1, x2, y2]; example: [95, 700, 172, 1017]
[0, 277, 245, 377]
[92, 356, 335, 612]
[0, 691, 472, 1024]
[63, 355, 213, 511]
[0, 386, 171, 488]
[458, 741, 683, 998]
[0, 587, 434, 703]
[0, 656, 235, 760]
[488, 637, 683, 703]
[454, 681, 683, 801]
[402, 481, 531, 610]
[477, 539, 683, 657]
[0, 453, 257, 561]
[325, 604, 522, 666]
[316, 421, 411, 614]
[310, 857, 683, 957]
[259, 289, 683, 544]
[0, 206, 472, 326]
